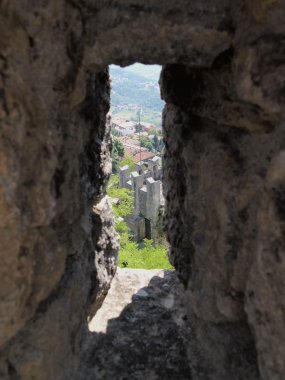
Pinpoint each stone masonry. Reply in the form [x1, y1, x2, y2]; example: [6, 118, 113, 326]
[0, 1, 285, 379]
[119, 157, 163, 241]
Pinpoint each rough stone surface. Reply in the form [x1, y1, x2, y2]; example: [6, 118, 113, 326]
[0, 4, 119, 378]
[79, 269, 258, 380]
[161, 39, 285, 380]
[0, 0, 285, 379]
[119, 160, 162, 241]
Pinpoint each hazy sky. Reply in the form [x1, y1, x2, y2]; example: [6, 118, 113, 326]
[110, 63, 161, 81]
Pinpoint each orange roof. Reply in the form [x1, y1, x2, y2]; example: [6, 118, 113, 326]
[133, 151, 156, 163]
[121, 137, 140, 146]
[124, 146, 139, 157]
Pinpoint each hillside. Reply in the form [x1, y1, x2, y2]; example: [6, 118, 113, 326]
[124, 63, 161, 80]
[110, 64, 164, 127]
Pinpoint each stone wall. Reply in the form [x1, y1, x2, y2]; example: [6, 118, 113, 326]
[0, 3, 119, 379]
[160, 11, 285, 376]
[119, 159, 162, 241]
[0, 1, 285, 379]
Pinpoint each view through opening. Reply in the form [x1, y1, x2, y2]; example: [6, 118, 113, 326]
[88, 63, 173, 334]
[107, 63, 172, 271]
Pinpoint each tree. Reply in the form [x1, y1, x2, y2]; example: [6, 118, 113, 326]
[139, 136, 153, 151]
[135, 123, 144, 132]
[111, 137, 124, 174]
[149, 129, 158, 136]
[149, 128, 162, 136]
[112, 137, 124, 158]
[119, 156, 135, 172]
[153, 134, 159, 152]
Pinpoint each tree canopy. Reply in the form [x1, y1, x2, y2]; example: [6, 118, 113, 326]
[112, 136, 124, 158]
[139, 136, 153, 151]
[119, 156, 135, 172]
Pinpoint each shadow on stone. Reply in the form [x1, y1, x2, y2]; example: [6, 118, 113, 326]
[77, 270, 259, 380]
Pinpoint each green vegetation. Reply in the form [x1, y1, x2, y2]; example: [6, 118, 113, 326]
[107, 174, 172, 269]
[119, 238, 173, 269]
[137, 134, 164, 154]
[151, 135, 164, 153]
[149, 129, 161, 136]
[135, 123, 144, 133]
[113, 137, 124, 158]
[112, 137, 125, 173]
[152, 135, 159, 151]
[110, 64, 164, 128]
[139, 136, 153, 151]
[119, 156, 135, 172]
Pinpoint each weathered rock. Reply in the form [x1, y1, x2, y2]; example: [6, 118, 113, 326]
[79, 269, 259, 380]
[0, 0, 285, 379]
[161, 39, 285, 380]
[0, 4, 119, 377]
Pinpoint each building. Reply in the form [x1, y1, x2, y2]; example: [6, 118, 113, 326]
[111, 118, 137, 136]
[132, 150, 156, 163]
[119, 156, 163, 241]
[119, 135, 156, 162]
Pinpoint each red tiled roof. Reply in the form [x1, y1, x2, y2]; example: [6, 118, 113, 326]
[121, 137, 140, 146]
[124, 146, 139, 157]
[132, 151, 156, 163]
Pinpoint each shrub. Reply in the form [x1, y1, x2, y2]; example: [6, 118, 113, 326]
[119, 156, 135, 172]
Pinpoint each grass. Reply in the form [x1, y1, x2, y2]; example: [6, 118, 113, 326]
[118, 237, 173, 269]
[107, 173, 172, 270]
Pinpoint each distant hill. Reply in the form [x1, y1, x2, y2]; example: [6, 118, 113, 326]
[110, 64, 164, 127]
[124, 63, 161, 80]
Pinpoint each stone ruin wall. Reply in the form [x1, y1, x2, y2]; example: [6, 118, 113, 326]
[0, 1, 285, 379]
[119, 159, 162, 241]
[0, 2, 120, 378]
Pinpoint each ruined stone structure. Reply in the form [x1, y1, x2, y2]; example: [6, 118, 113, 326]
[0, 1, 285, 380]
[119, 157, 163, 241]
